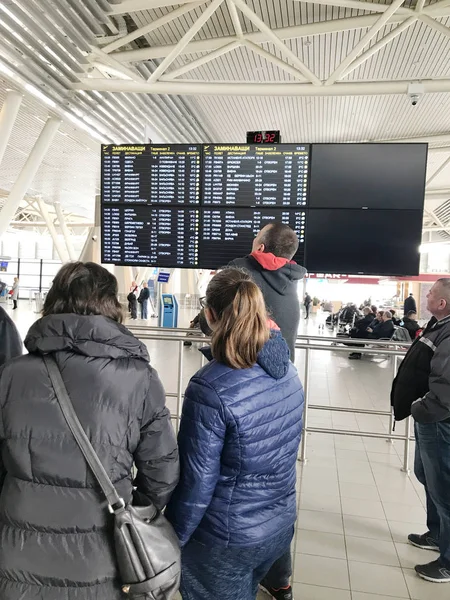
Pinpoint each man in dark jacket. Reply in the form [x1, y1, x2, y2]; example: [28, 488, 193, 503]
[367, 310, 395, 339]
[138, 281, 150, 319]
[404, 292, 417, 315]
[0, 306, 22, 366]
[304, 293, 312, 319]
[349, 311, 394, 360]
[391, 278, 450, 583]
[402, 310, 421, 341]
[351, 307, 376, 338]
[229, 223, 306, 360]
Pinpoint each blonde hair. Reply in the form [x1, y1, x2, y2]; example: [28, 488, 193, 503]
[206, 268, 269, 369]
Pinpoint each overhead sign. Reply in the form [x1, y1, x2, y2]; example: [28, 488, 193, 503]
[157, 271, 171, 283]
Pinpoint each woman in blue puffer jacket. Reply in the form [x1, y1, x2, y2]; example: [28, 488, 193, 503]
[166, 267, 304, 600]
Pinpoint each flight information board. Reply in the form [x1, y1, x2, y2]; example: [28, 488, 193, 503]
[199, 208, 306, 268]
[102, 205, 199, 267]
[203, 144, 310, 207]
[101, 144, 201, 205]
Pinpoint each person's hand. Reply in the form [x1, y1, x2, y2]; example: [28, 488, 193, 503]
[367, 328, 373, 333]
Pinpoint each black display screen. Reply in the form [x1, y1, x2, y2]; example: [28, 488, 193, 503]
[309, 144, 427, 210]
[102, 205, 199, 267]
[203, 144, 309, 207]
[199, 208, 306, 269]
[101, 144, 201, 205]
[305, 209, 422, 276]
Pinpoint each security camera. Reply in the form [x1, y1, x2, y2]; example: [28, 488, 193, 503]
[92, 235, 98, 242]
[407, 82, 425, 107]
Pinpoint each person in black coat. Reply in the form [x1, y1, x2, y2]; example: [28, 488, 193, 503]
[138, 281, 150, 319]
[350, 307, 376, 339]
[349, 311, 395, 360]
[404, 293, 417, 315]
[402, 310, 421, 341]
[304, 293, 312, 319]
[0, 306, 22, 366]
[0, 262, 179, 600]
[368, 311, 395, 339]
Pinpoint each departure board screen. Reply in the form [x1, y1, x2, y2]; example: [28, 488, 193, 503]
[203, 144, 310, 207]
[102, 205, 199, 267]
[101, 144, 201, 205]
[199, 208, 306, 268]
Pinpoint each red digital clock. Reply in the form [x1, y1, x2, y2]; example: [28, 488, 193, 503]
[246, 130, 281, 144]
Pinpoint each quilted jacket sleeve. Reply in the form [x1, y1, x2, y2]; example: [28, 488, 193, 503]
[133, 367, 180, 510]
[165, 376, 226, 547]
[412, 337, 450, 423]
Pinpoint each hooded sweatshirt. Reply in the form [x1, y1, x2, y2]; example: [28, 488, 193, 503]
[229, 252, 307, 359]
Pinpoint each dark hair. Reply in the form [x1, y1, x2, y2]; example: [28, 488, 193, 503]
[407, 310, 417, 317]
[43, 262, 123, 323]
[371, 305, 377, 313]
[206, 268, 269, 369]
[260, 223, 299, 259]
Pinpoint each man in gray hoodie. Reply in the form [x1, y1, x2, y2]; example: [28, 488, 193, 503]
[229, 223, 306, 361]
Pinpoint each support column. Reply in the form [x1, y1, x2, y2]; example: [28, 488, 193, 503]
[79, 194, 101, 263]
[54, 202, 77, 261]
[36, 196, 69, 263]
[0, 90, 23, 168]
[0, 117, 61, 238]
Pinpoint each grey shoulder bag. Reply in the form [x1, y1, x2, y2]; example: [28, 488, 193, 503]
[43, 354, 181, 600]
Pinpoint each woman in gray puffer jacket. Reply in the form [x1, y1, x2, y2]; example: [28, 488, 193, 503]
[0, 262, 179, 600]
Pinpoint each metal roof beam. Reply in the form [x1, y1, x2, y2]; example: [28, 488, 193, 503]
[341, 16, 417, 78]
[102, 0, 207, 53]
[424, 0, 450, 15]
[242, 39, 308, 82]
[326, 0, 407, 85]
[110, 8, 450, 61]
[110, 0, 206, 14]
[161, 40, 241, 80]
[71, 77, 450, 96]
[231, 0, 321, 85]
[427, 155, 450, 186]
[296, 0, 415, 15]
[148, 0, 225, 82]
[419, 13, 450, 39]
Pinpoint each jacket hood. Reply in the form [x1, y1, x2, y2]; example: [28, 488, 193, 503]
[248, 253, 306, 296]
[200, 329, 290, 380]
[25, 314, 149, 361]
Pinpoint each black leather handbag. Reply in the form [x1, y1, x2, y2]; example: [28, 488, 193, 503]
[43, 355, 181, 600]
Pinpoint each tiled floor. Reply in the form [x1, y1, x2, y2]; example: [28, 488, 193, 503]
[8, 303, 440, 599]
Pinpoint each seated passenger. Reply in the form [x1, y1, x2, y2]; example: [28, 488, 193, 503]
[0, 306, 22, 366]
[402, 310, 421, 340]
[349, 311, 395, 360]
[389, 309, 402, 326]
[369, 310, 384, 329]
[350, 306, 376, 339]
[367, 310, 395, 339]
[166, 268, 304, 600]
[0, 262, 179, 600]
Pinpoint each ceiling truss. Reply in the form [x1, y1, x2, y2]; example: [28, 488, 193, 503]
[67, 0, 450, 107]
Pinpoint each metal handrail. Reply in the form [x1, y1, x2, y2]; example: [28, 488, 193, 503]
[127, 324, 412, 348]
[135, 330, 412, 473]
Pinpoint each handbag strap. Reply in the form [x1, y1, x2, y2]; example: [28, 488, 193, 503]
[43, 354, 125, 513]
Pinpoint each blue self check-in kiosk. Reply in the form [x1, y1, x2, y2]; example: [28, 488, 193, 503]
[159, 294, 178, 328]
